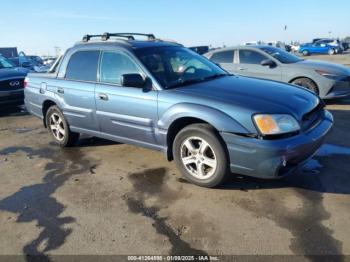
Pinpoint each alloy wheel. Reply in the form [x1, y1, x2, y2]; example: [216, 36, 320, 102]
[49, 113, 65, 141]
[180, 136, 217, 179]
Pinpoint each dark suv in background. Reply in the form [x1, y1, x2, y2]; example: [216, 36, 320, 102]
[0, 55, 28, 108]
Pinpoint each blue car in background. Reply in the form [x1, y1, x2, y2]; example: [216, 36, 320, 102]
[299, 42, 338, 56]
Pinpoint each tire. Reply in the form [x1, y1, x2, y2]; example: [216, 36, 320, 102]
[173, 123, 229, 188]
[302, 50, 309, 56]
[328, 49, 335, 55]
[291, 77, 319, 95]
[45, 105, 79, 147]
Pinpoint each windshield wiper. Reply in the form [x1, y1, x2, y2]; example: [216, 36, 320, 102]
[167, 73, 230, 89]
[167, 78, 204, 89]
[201, 73, 230, 81]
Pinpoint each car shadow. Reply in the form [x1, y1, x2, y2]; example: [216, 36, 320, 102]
[77, 136, 122, 147]
[0, 105, 28, 118]
[325, 97, 350, 105]
[48, 137, 121, 148]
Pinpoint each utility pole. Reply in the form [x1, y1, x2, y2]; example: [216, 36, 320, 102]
[54, 46, 61, 57]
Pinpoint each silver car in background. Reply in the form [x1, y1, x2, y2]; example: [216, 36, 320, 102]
[205, 46, 350, 99]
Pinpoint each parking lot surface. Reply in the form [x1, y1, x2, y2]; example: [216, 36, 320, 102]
[0, 54, 350, 260]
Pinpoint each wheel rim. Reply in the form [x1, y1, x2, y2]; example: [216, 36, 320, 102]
[180, 136, 217, 180]
[292, 80, 316, 93]
[49, 113, 65, 141]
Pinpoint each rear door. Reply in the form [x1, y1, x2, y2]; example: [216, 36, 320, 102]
[311, 43, 328, 54]
[53, 50, 99, 131]
[237, 49, 282, 81]
[209, 50, 236, 73]
[95, 50, 158, 146]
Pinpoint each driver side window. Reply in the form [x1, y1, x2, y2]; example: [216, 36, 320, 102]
[100, 51, 141, 86]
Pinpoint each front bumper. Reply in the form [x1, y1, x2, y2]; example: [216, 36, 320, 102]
[221, 110, 333, 179]
[322, 77, 350, 99]
[0, 90, 24, 107]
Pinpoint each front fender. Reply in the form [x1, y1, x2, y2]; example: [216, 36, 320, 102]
[158, 103, 250, 134]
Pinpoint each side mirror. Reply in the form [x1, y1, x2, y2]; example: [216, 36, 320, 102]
[261, 59, 276, 68]
[21, 61, 32, 68]
[121, 74, 146, 88]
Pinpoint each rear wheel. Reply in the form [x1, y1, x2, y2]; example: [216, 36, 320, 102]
[173, 124, 229, 188]
[291, 78, 319, 95]
[45, 105, 79, 147]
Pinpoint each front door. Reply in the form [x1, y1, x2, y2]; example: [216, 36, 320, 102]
[237, 49, 282, 81]
[95, 50, 158, 146]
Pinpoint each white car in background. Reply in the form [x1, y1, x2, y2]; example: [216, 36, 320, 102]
[291, 44, 300, 52]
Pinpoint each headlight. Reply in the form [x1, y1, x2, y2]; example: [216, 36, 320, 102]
[253, 114, 300, 135]
[315, 70, 348, 81]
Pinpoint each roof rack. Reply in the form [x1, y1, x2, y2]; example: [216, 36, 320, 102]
[82, 32, 156, 42]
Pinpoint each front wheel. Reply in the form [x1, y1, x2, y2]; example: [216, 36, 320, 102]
[291, 78, 319, 95]
[328, 48, 335, 55]
[45, 105, 79, 147]
[173, 124, 229, 188]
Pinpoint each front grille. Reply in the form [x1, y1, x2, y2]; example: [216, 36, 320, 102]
[301, 102, 324, 131]
[0, 78, 24, 91]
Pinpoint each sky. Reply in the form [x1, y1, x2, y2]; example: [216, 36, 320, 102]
[1, 0, 350, 55]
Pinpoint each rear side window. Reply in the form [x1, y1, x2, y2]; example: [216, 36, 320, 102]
[99, 51, 140, 85]
[65, 51, 100, 82]
[210, 50, 234, 63]
[239, 50, 266, 64]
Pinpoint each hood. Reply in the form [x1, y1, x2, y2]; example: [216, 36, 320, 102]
[172, 75, 320, 128]
[293, 59, 350, 75]
[0, 67, 28, 81]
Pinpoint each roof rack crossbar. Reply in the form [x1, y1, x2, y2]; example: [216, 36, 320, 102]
[82, 33, 156, 42]
[111, 33, 156, 41]
[82, 34, 103, 42]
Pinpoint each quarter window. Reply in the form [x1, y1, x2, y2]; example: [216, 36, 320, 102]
[210, 50, 234, 63]
[100, 51, 141, 85]
[65, 51, 100, 82]
[239, 50, 267, 64]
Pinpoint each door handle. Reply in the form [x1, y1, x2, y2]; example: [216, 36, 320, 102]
[238, 67, 247, 71]
[98, 93, 108, 101]
[40, 82, 47, 94]
[57, 87, 64, 94]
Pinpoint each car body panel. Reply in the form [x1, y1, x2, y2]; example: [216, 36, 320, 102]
[95, 83, 159, 145]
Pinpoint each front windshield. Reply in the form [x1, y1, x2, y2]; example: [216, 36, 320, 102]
[0, 56, 15, 69]
[135, 46, 228, 88]
[260, 46, 302, 64]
